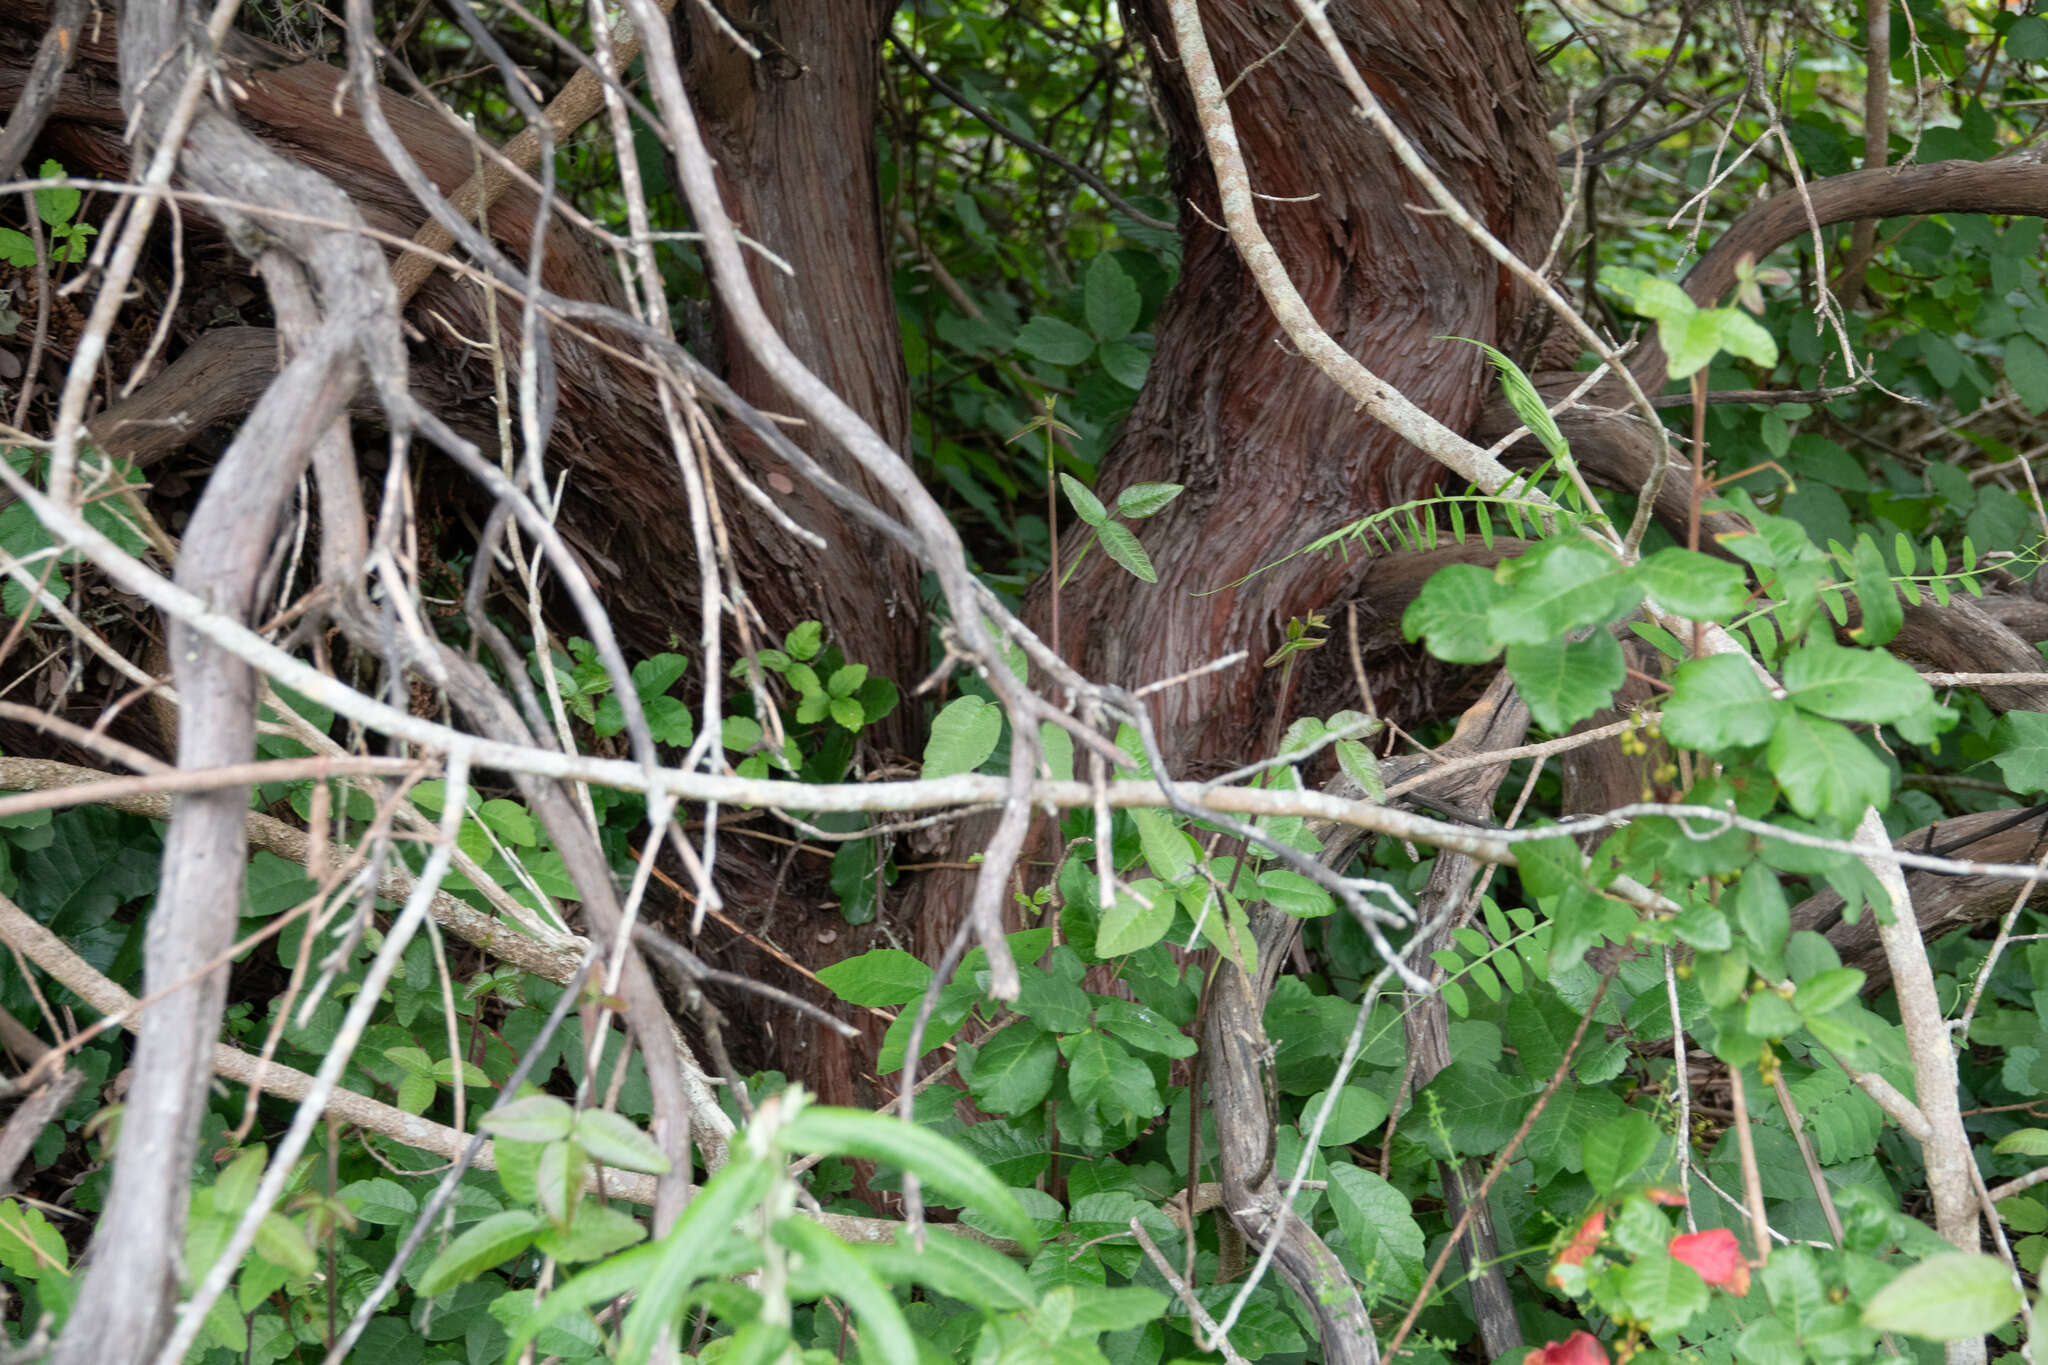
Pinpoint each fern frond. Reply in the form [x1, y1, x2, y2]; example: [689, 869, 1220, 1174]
[1197, 493, 1579, 594]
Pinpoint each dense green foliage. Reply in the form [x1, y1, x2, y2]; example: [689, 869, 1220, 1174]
[12, 1, 2048, 1363]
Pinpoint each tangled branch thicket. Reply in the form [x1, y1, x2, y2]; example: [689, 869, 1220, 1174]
[4, 1, 2048, 1362]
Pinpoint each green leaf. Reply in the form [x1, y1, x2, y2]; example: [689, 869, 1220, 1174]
[1673, 903, 1731, 951]
[1581, 1109, 1659, 1193]
[1769, 710, 1889, 826]
[1861, 1252, 2022, 1339]
[1014, 965, 1090, 1033]
[1335, 738, 1385, 801]
[1710, 307, 1778, 369]
[1060, 1030, 1163, 1139]
[1992, 711, 2048, 794]
[1093, 997, 1196, 1059]
[966, 1024, 1059, 1115]
[1662, 654, 1782, 750]
[1132, 808, 1197, 884]
[212, 1146, 267, 1215]
[1848, 535, 1904, 645]
[535, 1140, 587, 1231]
[2010, 15, 2048, 62]
[1186, 883, 1256, 978]
[1416, 1059, 1534, 1158]
[1256, 869, 1335, 917]
[534, 1201, 648, 1263]
[1017, 315, 1097, 365]
[1780, 638, 1932, 723]
[431, 1057, 490, 1088]
[1325, 1163, 1423, 1298]
[0, 1200, 65, 1281]
[816, 948, 932, 1007]
[632, 652, 689, 696]
[34, 160, 78, 229]
[2007, 335, 2048, 416]
[778, 1108, 1038, 1251]
[1098, 339, 1151, 388]
[859, 676, 899, 725]
[1734, 868, 1791, 974]
[877, 979, 976, 1071]
[783, 620, 823, 661]
[1793, 967, 1865, 1019]
[1489, 538, 1638, 644]
[861, 1227, 1035, 1313]
[1402, 563, 1508, 664]
[616, 1156, 775, 1364]
[1094, 519, 1157, 582]
[1746, 990, 1801, 1038]
[774, 1219, 916, 1365]
[417, 1209, 542, 1298]
[1623, 1249, 1710, 1335]
[1603, 266, 1695, 322]
[254, 1214, 317, 1281]
[1507, 631, 1625, 733]
[923, 695, 1003, 778]
[1996, 1129, 2048, 1157]
[784, 661, 822, 698]
[1058, 472, 1108, 526]
[1039, 720, 1074, 781]
[1301, 1086, 1391, 1147]
[830, 834, 880, 925]
[1629, 620, 1686, 660]
[573, 1109, 672, 1175]
[1115, 481, 1183, 519]
[828, 695, 864, 730]
[1665, 306, 1726, 380]
[1453, 337, 1569, 464]
[1096, 878, 1175, 957]
[396, 1073, 435, 1115]
[1636, 548, 1751, 622]
[1083, 253, 1142, 342]
[337, 1178, 416, 1227]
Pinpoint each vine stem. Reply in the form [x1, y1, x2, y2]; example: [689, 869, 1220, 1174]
[1381, 962, 1620, 1361]
[1727, 1062, 1773, 1267]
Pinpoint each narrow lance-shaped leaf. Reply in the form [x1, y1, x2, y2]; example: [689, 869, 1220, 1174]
[778, 1107, 1040, 1251]
[1446, 336, 1570, 465]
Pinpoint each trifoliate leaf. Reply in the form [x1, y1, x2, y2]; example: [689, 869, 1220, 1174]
[1636, 548, 1751, 622]
[1016, 315, 1097, 365]
[1779, 638, 1932, 724]
[1662, 654, 1782, 750]
[1768, 710, 1889, 826]
[1402, 563, 1507, 664]
[1507, 631, 1625, 733]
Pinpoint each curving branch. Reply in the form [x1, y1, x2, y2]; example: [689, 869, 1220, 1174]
[49, 5, 409, 1356]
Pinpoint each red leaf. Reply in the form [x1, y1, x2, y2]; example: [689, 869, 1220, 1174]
[1670, 1227, 1751, 1295]
[1547, 1209, 1606, 1286]
[1524, 1330, 1609, 1365]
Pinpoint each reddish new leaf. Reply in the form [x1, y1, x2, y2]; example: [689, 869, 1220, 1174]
[1525, 1330, 1608, 1365]
[1670, 1227, 1751, 1296]
[1547, 1210, 1606, 1286]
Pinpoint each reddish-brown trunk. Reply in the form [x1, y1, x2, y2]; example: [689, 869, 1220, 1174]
[1059, 0, 1560, 760]
[678, 2, 924, 738]
[910, 0, 1562, 956]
